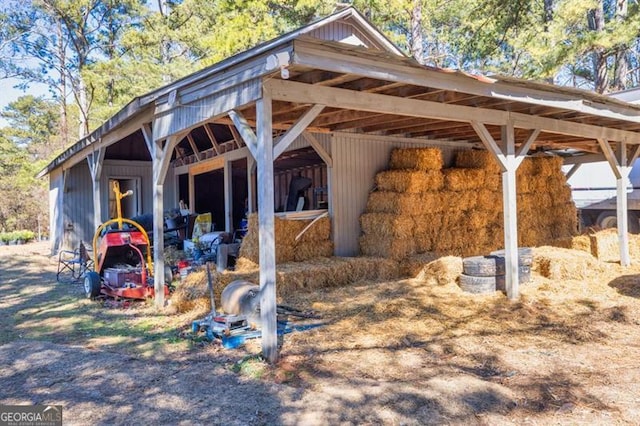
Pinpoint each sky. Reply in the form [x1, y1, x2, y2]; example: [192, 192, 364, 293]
[0, 77, 49, 127]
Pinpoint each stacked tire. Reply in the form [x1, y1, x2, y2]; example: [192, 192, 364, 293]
[459, 248, 533, 294]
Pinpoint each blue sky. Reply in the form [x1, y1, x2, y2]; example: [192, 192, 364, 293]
[0, 77, 49, 127]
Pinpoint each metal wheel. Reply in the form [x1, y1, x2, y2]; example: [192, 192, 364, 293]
[84, 271, 102, 299]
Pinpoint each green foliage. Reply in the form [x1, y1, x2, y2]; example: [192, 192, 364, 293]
[0, 230, 36, 243]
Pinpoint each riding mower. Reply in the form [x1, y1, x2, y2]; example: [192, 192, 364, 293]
[83, 182, 169, 300]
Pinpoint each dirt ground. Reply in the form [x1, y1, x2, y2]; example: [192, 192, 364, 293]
[1, 242, 640, 425]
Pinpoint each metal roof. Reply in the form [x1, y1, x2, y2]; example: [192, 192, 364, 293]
[39, 7, 640, 177]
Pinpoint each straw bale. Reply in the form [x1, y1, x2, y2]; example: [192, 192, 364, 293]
[518, 158, 536, 177]
[413, 214, 442, 237]
[360, 213, 415, 238]
[443, 168, 487, 191]
[366, 192, 427, 215]
[172, 255, 407, 314]
[389, 147, 443, 171]
[476, 189, 501, 211]
[414, 235, 433, 253]
[571, 235, 591, 253]
[531, 155, 563, 177]
[589, 228, 620, 262]
[292, 240, 334, 262]
[235, 256, 259, 272]
[375, 170, 444, 193]
[412, 255, 463, 285]
[360, 235, 416, 259]
[421, 192, 447, 213]
[239, 213, 332, 264]
[455, 150, 501, 174]
[402, 252, 440, 277]
[485, 172, 501, 191]
[533, 246, 602, 280]
[466, 210, 489, 229]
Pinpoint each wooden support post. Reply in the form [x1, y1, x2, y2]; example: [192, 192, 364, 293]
[597, 138, 630, 266]
[502, 123, 520, 300]
[152, 135, 179, 308]
[273, 104, 324, 159]
[256, 92, 278, 363]
[617, 142, 631, 266]
[247, 156, 256, 214]
[87, 147, 105, 232]
[472, 121, 538, 300]
[204, 123, 220, 155]
[224, 159, 232, 232]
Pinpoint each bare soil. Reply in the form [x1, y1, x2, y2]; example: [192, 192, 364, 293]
[2, 241, 640, 425]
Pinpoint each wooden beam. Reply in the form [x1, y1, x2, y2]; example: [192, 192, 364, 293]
[630, 144, 640, 166]
[516, 128, 541, 158]
[229, 110, 258, 158]
[224, 159, 232, 232]
[203, 123, 220, 155]
[141, 123, 154, 155]
[186, 134, 201, 161]
[471, 121, 507, 171]
[565, 164, 581, 180]
[596, 139, 622, 179]
[256, 93, 278, 363]
[264, 79, 640, 144]
[273, 104, 325, 159]
[562, 153, 606, 165]
[292, 39, 640, 127]
[302, 132, 332, 167]
[228, 125, 244, 149]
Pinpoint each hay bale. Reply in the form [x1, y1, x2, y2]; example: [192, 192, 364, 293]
[360, 213, 415, 238]
[571, 235, 591, 253]
[443, 168, 487, 191]
[376, 170, 444, 193]
[412, 255, 463, 285]
[389, 147, 443, 171]
[533, 246, 602, 280]
[239, 213, 333, 264]
[531, 155, 563, 177]
[367, 192, 425, 215]
[292, 240, 334, 262]
[476, 189, 501, 211]
[455, 150, 502, 174]
[589, 228, 620, 262]
[172, 256, 403, 314]
[360, 235, 416, 259]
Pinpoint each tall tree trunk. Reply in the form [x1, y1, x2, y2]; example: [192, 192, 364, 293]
[56, 19, 69, 149]
[410, 0, 424, 65]
[543, 0, 554, 83]
[587, 1, 608, 93]
[77, 77, 90, 138]
[613, 0, 629, 91]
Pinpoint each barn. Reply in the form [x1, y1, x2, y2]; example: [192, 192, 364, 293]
[39, 7, 640, 361]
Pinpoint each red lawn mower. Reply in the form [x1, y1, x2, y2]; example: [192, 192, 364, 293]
[84, 182, 169, 300]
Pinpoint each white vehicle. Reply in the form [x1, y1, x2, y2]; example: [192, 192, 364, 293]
[565, 87, 640, 232]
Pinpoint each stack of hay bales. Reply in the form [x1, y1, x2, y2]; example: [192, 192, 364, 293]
[238, 213, 333, 263]
[360, 147, 444, 259]
[361, 148, 577, 259]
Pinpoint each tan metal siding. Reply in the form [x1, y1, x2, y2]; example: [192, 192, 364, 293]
[331, 134, 460, 256]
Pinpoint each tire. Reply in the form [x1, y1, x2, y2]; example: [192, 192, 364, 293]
[490, 248, 533, 266]
[495, 265, 531, 291]
[596, 211, 640, 233]
[84, 271, 101, 299]
[463, 255, 505, 276]
[459, 274, 501, 294]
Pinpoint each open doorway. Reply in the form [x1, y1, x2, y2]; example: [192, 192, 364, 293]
[108, 177, 140, 219]
[194, 169, 225, 231]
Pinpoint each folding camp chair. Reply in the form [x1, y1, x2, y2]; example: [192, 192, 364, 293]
[56, 241, 94, 282]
